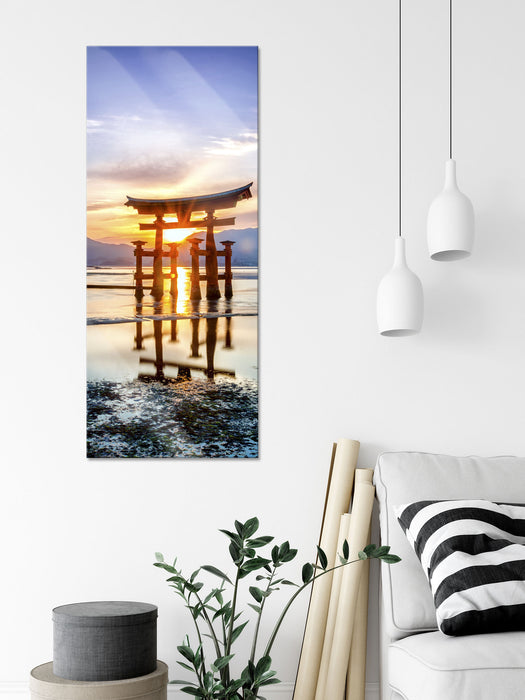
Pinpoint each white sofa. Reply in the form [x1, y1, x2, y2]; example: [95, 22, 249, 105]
[374, 452, 525, 700]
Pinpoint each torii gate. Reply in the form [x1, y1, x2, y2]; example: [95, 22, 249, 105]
[124, 183, 252, 301]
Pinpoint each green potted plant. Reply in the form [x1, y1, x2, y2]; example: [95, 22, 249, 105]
[155, 516, 400, 699]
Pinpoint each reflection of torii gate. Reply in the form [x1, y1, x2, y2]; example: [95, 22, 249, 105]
[125, 183, 252, 302]
[136, 315, 235, 382]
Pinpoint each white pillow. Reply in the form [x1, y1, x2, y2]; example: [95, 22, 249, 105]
[395, 499, 525, 636]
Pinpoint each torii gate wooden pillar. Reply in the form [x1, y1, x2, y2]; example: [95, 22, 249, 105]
[152, 215, 165, 299]
[204, 211, 220, 300]
[132, 236, 179, 302]
[124, 183, 252, 302]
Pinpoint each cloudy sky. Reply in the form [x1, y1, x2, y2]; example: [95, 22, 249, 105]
[87, 46, 258, 244]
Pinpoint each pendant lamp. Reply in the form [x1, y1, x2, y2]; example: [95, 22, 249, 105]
[377, 0, 423, 337]
[427, 0, 474, 260]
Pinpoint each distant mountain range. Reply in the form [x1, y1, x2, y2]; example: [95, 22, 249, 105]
[87, 228, 258, 267]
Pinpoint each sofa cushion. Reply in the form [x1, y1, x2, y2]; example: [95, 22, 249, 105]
[373, 452, 525, 640]
[395, 499, 525, 636]
[389, 630, 525, 700]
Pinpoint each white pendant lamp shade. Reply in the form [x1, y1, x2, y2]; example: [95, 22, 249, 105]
[427, 158, 474, 260]
[377, 237, 424, 337]
[376, 0, 423, 337]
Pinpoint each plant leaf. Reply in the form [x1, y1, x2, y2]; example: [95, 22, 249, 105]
[213, 603, 232, 621]
[227, 679, 244, 693]
[243, 517, 260, 539]
[380, 554, 402, 564]
[184, 581, 203, 594]
[271, 545, 279, 565]
[180, 688, 205, 697]
[230, 620, 249, 644]
[212, 654, 235, 671]
[177, 645, 194, 663]
[169, 679, 195, 685]
[317, 546, 328, 570]
[201, 565, 233, 584]
[280, 549, 298, 563]
[343, 539, 350, 560]
[176, 661, 194, 672]
[259, 677, 281, 686]
[249, 586, 264, 603]
[194, 646, 202, 669]
[229, 541, 242, 564]
[247, 536, 274, 548]
[302, 562, 314, 584]
[259, 670, 277, 682]
[240, 557, 271, 575]
[241, 660, 256, 684]
[278, 541, 290, 558]
[155, 552, 164, 563]
[358, 551, 367, 561]
[219, 529, 243, 546]
[153, 562, 177, 574]
[255, 655, 272, 677]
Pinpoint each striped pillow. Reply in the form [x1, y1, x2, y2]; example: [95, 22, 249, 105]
[395, 499, 525, 636]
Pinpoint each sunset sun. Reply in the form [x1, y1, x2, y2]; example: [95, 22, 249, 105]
[163, 227, 196, 243]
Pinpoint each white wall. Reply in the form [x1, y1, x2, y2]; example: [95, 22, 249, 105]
[2, 0, 525, 697]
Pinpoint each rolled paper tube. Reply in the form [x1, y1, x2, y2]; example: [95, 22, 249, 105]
[323, 480, 375, 700]
[354, 468, 374, 485]
[346, 526, 372, 700]
[322, 472, 372, 700]
[314, 513, 352, 700]
[293, 439, 360, 700]
[349, 461, 373, 688]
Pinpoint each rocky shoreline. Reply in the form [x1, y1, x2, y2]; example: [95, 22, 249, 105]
[87, 377, 258, 458]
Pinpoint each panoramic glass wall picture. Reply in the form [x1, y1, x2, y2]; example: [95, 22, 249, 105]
[86, 47, 258, 458]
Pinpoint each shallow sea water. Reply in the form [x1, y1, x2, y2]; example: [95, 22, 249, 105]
[87, 267, 258, 458]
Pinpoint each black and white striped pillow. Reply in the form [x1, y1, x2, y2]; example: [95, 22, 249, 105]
[395, 499, 525, 636]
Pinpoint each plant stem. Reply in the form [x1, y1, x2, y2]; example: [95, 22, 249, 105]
[263, 558, 362, 659]
[194, 591, 223, 659]
[192, 590, 227, 686]
[249, 565, 276, 664]
[221, 615, 227, 659]
[184, 594, 206, 688]
[189, 596, 204, 652]
[224, 566, 241, 685]
[193, 653, 205, 689]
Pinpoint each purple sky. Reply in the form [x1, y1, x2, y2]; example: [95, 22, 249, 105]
[87, 46, 258, 244]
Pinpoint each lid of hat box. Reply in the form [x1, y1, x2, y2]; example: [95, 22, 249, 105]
[53, 602, 158, 682]
[53, 602, 157, 627]
[30, 661, 168, 700]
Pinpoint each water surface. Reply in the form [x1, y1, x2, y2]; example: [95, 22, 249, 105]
[87, 266, 258, 458]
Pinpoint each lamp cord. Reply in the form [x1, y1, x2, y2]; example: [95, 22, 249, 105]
[399, 0, 402, 237]
[449, 0, 453, 159]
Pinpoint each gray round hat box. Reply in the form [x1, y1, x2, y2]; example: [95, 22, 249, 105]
[52, 602, 157, 682]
